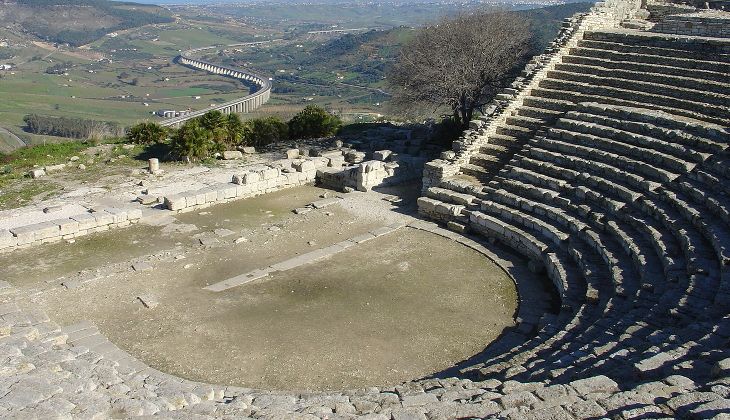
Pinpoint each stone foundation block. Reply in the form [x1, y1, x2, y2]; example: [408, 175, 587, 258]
[262, 167, 280, 180]
[243, 172, 261, 185]
[293, 160, 316, 172]
[104, 208, 128, 223]
[93, 211, 115, 226]
[71, 213, 98, 230]
[164, 195, 186, 211]
[54, 219, 80, 236]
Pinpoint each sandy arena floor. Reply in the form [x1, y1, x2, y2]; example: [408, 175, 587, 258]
[6, 184, 518, 391]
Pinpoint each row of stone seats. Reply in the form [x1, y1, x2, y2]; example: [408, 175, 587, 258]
[421, 93, 729, 387]
[462, 28, 730, 183]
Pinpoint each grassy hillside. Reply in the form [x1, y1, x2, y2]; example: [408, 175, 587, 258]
[0, 0, 174, 46]
[217, 2, 593, 112]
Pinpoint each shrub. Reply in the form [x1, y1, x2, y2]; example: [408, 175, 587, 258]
[170, 119, 218, 161]
[241, 117, 289, 148]
[126, 121, 168, 145]
[287, 105, 342, 140]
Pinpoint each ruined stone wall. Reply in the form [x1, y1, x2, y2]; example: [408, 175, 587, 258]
[163, 159, 322, 213]
[651, 12, 730, 36]
[0, 207, 143, 252]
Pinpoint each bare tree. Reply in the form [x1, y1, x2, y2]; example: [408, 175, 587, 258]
[388, 9, 532, 127]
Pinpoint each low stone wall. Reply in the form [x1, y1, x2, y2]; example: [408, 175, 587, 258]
[0, 207, 143, 252]
[163, 159, 323, 212]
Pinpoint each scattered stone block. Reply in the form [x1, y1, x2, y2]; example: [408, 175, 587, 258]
[199, 237, 220, 246]
[570, 376, 619, 396]
[132, 262, 153, 272]
[137, 195, 158, 205]
[311, 197, 341, 209]
[712, 358, 730, 377]
[223, 151, 243, 160]
[29, 168, 46, 179]
[214, 228, 235, 237]
[136, 295, 159, 309]
[241, 146, 256, 154]
[328, 156, 346, 167]
[345, 151, 366, 164]
[44, 163, 66, 173]
[293, 207, 312, 215]
[285, 149, 299, 159]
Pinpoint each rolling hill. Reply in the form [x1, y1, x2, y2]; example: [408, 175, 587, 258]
[0, 0, 174, 46]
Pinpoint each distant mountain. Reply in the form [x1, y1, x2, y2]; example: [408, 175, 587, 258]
[0, 0, 174, 46]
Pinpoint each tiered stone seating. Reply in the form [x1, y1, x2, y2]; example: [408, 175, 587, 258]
[419, 15, 730, 397]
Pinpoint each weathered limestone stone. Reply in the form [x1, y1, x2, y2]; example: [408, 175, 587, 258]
[44, 163, 66, 173]
[374, 150, 392, 161]
[164, 195, 186, 211]
[241, 146, 256, 154]
[223, 151, 243, 160]
[712, 358, 730, 377]
[136, 295, 159, 308]
[570, 376, 619, 396]
[285, 149, 300, 159]
[293, 160, 316, 172]
[243, 172, 261, 185]
[148, 158, 160, 174]
[29, 168, 46, 179]
[132, 262, 153, 272]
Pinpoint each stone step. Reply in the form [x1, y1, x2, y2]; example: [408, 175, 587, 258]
[554, 62, 730, 96]
[470, 152, 506, 169]
[556, 116, 705, 168]
[496, 124, 534, 140]
[485, 133, 523, 148]
[515, 105, 565, 121]
[562, 54, 730, 84]
[425, 187, 478, 207]
[521, 96, 575, 112]
[583, 30, 730, 55]
[460, 163, 492, 180]
[479, 143, 520, 157]
[505, 115, 545, 131]
[548, 123, 696, 175]
[574, 102, 728, 154]
[530, 85, 728, 127]
[545, 69, 730, 108]
[569, 46, 730, 74]
[577, 38, 730, 62]
[532, 135, 679, 184]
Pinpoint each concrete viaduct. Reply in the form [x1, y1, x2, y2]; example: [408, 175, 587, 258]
[160, 44, 273, 128]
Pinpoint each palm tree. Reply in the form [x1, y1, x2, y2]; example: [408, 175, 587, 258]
[171, 119, 213, 161]
[223, 113, 244, 147]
